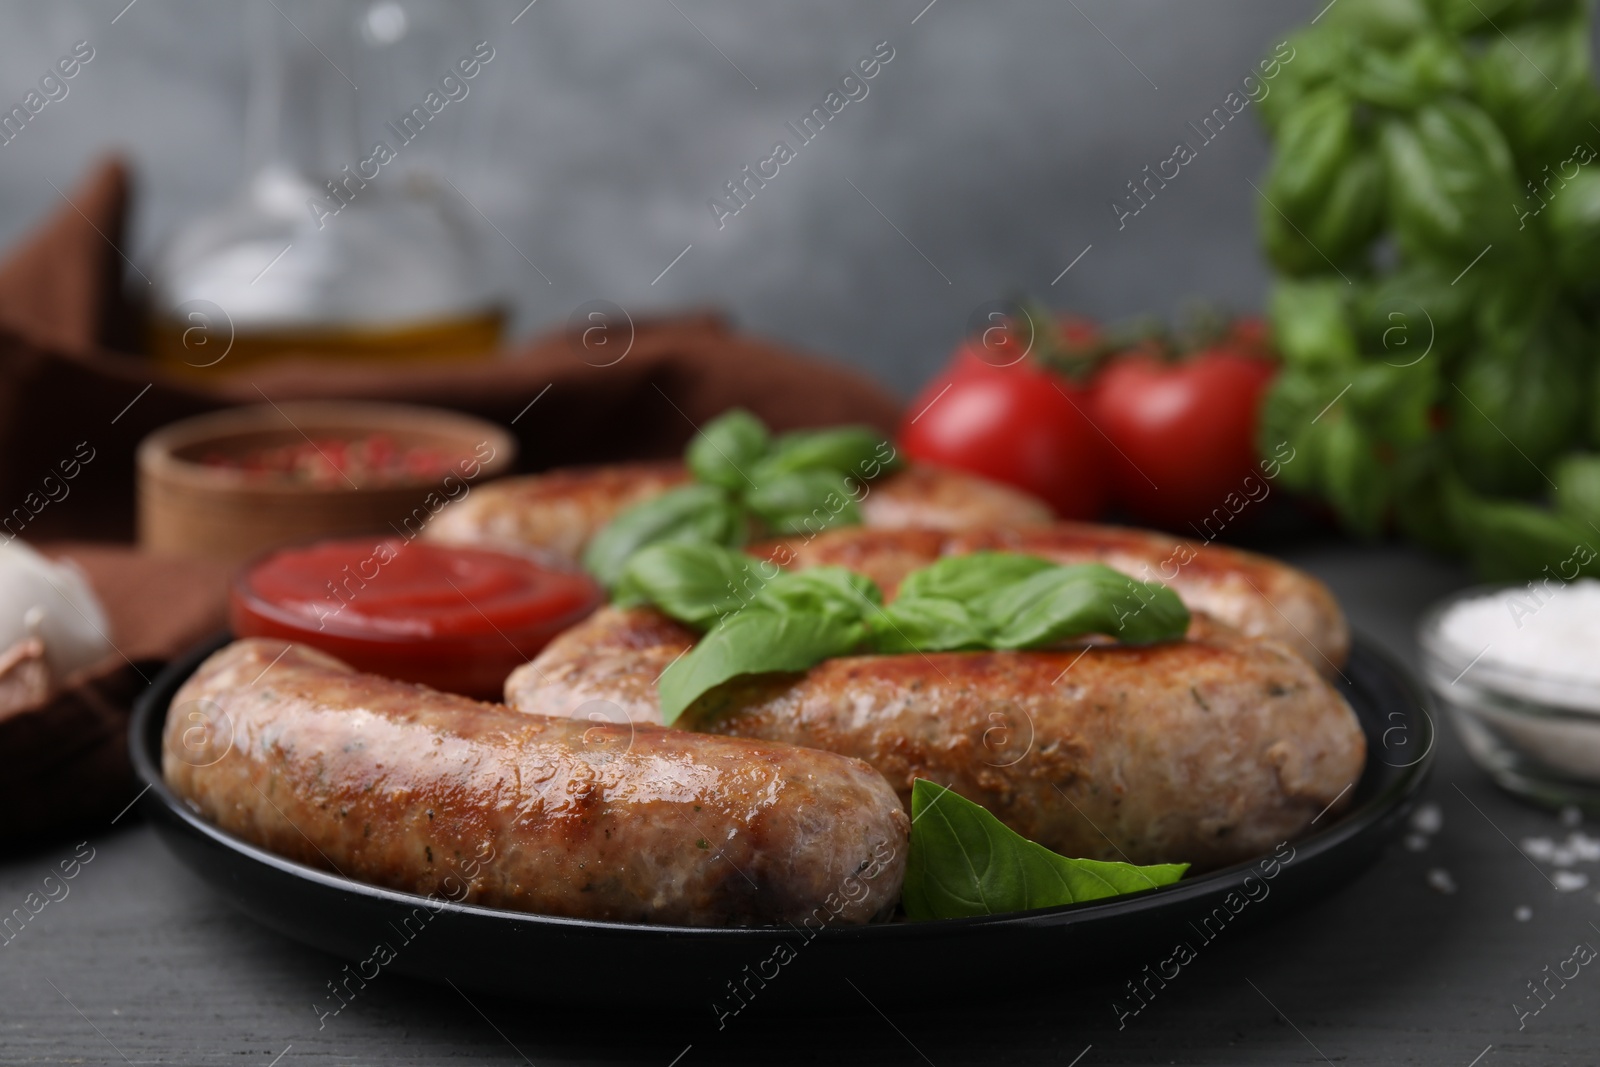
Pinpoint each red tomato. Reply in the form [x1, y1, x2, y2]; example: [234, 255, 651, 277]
[1091, 349, 1278, 528]
[947, 315, 1100, 379]
[899, 359, 1108, 519]
[1227, 316, 1271, 356]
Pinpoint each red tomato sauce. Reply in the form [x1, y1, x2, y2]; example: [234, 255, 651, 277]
[230, 538, 601, 699]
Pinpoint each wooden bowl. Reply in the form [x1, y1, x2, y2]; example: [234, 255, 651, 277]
[137, 402, 517, 563]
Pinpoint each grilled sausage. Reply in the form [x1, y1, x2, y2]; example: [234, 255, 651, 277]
[859, 464, 1053, 530]
[164, 639, 907, 927]
[426, 451, 1342, 670]
[755, 523, 1349, 676]
[426, 461, 689, 562]
[506, 609, 1365, 869]
[424, 461, 1051, 559]
[945, 524, 1349, 676]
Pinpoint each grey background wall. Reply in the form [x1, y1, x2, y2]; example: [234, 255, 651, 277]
[0, 0, 1322, 396]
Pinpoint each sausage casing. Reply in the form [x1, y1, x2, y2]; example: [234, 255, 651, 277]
[423, 461, 1051, 560]
[508, 609, 1365, 869]
[165, 639, 907, 926]
[756, 523, 1349, 676]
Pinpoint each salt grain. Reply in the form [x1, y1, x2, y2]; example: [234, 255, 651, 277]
[1524, 837, 1557, 861]
[1427, 869, 1457, 894]
[1552, 847, 1578, 867]
[1515, 905, 1533, 921]
[1571, 834, 1600, 861]
[1561, 805, 1584, 828]
[1411, 803, 1443, 835]
[1554, 871, 1590, 892]
[1405, 834, 1429, 852]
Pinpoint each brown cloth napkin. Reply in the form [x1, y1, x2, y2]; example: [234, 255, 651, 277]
[0, 159, 900, 543]
[0, 158, 900, 837]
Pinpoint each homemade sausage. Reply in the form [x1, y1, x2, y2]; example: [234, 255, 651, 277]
[424, 461, 1051, 560]
[859, 464, 1053, 530]
[756, 523, 1349, 676]
[165, 639, 908, 927]
[946, 524, 1350, 676]
[507, 609, 1365, 870]
[425, 461, 689, 562]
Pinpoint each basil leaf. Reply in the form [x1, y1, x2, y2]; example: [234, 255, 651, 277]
[903, 780, 1188, 921]
[659, 609, 866, 724]
[685, 408, 769, 490]
[894, 552, 1056, 603]
[751, 426, 898, 483]
[611, 542, 757, 630]
[867, 597, 990, 654]
[746, 470, 861, 536]
[581, 484, 745, 590]
[752, 566, 881, 621]
[1555, 453, 1600, 529]
[977, 563, 1190, 648]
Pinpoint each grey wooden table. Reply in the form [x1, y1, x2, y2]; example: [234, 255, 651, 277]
[3, 543, 1594, 1066]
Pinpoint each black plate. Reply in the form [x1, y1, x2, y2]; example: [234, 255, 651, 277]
[130, 634, 1433, 1006]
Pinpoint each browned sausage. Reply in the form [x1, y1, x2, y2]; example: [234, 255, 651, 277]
[755, 523, 1349, 676]
[945, 523, 1349, 674]
[425, 461, 689, 561]
[424, 461, 1051, 559]
[165, 639, 907, 927]
[506, 609, 1365, 869]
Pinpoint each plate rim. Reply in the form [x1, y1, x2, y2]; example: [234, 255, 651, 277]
[130, 631, 1434, 940]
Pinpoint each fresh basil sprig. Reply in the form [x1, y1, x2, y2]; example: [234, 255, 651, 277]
[659, 608, 869, 724]
[611, 541, 753, 629]
[685, 408, 769, 490]
[585, 409, 901, 589]
[903, 780, 1188, 920]
[621, 545, 1190, 723]
[582, 484, 747, 590]
[746, 470, 861, 535]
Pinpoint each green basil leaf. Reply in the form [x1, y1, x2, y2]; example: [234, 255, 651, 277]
[1319, 0, 1432, 48]
[659, 609, 866, 724]
[1268, 279, 1360, 372]
[1555, 453, 1600, 528]
[1446, 309, 1589, 497]
[867, 597, 991, 654]
[1263, 86, 1355, 217]
[1472, 12, 1597, 164]
[1258, 29, 1347, 136]
[1443, 474, 1600, 582]
[582, 484, 745, 590]
[1343, 33, 1469, 109]
[1278, 150, 1385, 272]
[685, 408, 770, 490]
[1543, 164, 1600, 294]
[611, 542, 757, 630]
[903, 780, 1188, 921]
[1380, 101, 1520, 260]
[1432, 0, 1578, 34]
[1319, 418, 1391, 538]
[750, 426, 900, 483]
[752, 566, 881, 620]
[977, 563, 1189, 648]
[894, 552, 1056, 603]
[745, 470, 861, 536]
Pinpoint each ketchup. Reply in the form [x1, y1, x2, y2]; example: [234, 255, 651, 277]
[230, 538, 601, 699]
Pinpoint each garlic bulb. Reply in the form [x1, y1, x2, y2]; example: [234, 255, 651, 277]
[0, 540, 113, 684]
